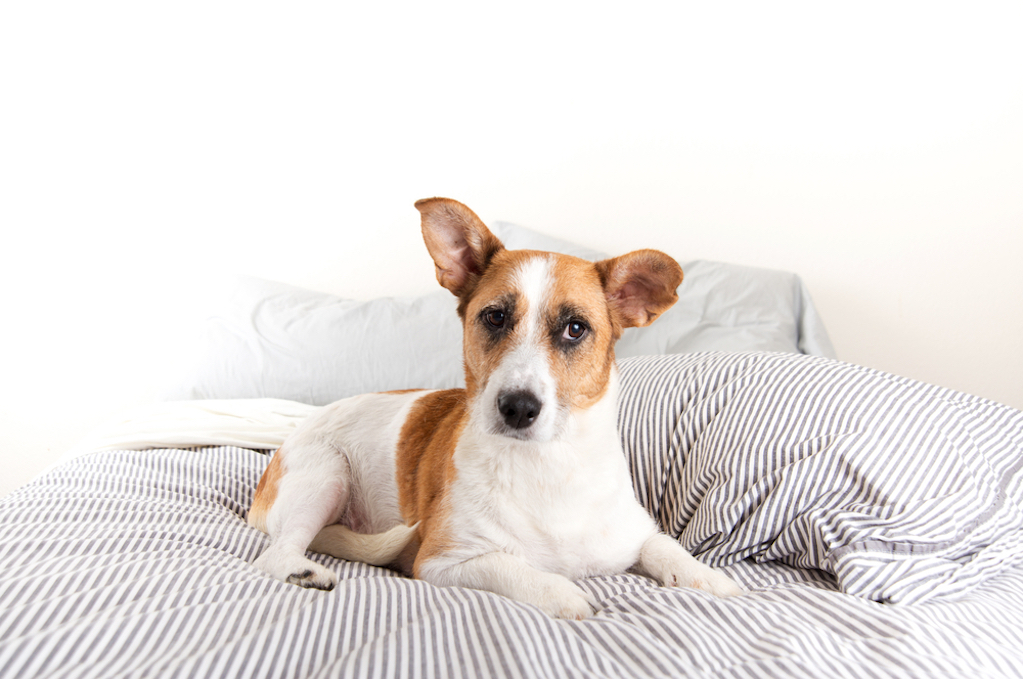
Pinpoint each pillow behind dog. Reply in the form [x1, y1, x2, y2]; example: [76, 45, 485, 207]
[166, 223, 834, 404]
[166, 277, 465, 405]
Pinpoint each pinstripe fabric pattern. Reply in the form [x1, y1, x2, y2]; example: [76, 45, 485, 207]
[618, 352, 1023, 604]
[2, 352, 1022, 677]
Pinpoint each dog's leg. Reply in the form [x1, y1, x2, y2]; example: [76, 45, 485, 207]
[634, 534, 744, 597]
[421, 552, 599, 620]
[252, 452, 349, 591]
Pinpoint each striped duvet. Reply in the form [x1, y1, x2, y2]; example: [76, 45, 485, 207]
[2, 352, 1022, 678]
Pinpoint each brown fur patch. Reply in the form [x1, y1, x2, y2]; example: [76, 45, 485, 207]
[457, 249, 545, 395]
[545, 254, 619, 410]
[248, 447, 286, 533]
[394, 389, 469, 576]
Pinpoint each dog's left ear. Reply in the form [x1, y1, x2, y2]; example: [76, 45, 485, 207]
[595, 249, 684, 329]
[415, 197, 504, 298]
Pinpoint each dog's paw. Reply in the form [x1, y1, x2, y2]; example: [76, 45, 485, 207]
[534, 573, 599, 620]
[638, 534, 745, 598]
[661, 564, 745, 598]
[254, 549, 337, 591]
[285, 566, 337, 591]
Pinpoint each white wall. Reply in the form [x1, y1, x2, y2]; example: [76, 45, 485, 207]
[2, 1, 1021, 497]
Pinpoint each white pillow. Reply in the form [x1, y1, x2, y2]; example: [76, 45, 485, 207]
[167, 223, 834, 404]
[166, 278, 465, 404]
[618, 259, 835, 359]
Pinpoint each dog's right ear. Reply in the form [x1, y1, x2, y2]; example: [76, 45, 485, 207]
[415, 198, 504, 298]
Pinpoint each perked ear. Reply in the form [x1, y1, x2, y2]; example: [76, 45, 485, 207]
[415, 197, 504, 298]
[595, 249, 684, 329]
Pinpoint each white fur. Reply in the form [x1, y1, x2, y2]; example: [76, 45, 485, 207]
[427, 370, 654, 580]
[418, 371, 663, 617]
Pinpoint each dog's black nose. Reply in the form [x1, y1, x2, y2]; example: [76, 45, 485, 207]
[497, 390, 542, 430]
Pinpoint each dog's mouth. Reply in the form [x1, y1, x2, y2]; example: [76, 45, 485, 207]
[491, 422, 542, 442]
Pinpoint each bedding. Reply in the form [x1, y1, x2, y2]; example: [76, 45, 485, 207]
[3, 352, 1022, 678]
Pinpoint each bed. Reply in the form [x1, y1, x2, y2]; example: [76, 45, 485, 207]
[2, 224, 1021, 678]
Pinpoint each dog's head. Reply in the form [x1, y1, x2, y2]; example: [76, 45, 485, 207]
[416, 197, 683, 442]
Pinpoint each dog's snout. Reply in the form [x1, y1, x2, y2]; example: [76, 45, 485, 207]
[497, 391, 542, 430]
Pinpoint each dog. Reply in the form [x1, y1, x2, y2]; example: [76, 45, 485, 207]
[247, 198, 743, 618]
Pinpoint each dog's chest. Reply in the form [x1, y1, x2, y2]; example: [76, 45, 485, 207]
[450, 437, 656, 578]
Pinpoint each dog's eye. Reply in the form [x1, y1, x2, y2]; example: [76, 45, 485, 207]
[563, 321, 587, 341]
[486, 310, 506, 328]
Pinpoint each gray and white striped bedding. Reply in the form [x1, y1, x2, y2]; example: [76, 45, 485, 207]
[2, 352, 1022, 678]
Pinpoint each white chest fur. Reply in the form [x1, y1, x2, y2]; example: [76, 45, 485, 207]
[442, 386, 659, 580]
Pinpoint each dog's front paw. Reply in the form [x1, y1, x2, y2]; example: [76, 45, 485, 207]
[660, 563, 745, 598]
[534, 573, 599, 620]
[421, 550, 601, 619]
[638, 534, 745, 598]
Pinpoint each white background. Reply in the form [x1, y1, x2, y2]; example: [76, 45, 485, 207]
[2, 1, 1021, 496]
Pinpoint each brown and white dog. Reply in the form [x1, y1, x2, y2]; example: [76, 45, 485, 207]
[247, 198, 742, 618]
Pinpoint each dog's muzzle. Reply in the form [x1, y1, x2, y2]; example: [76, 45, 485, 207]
[497, 390, 542, 430]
